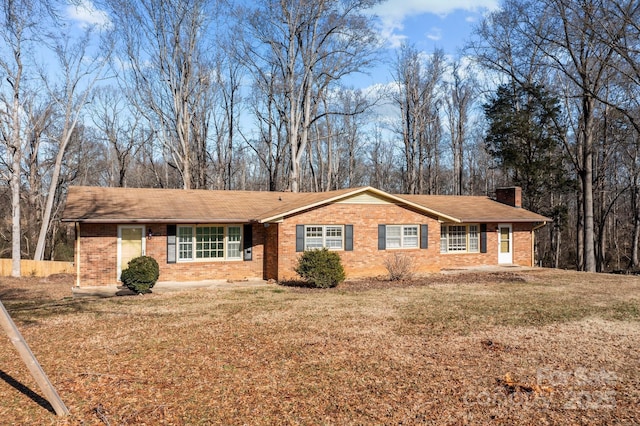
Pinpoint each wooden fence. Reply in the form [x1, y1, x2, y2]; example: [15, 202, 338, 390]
[0, 259, 74, 277]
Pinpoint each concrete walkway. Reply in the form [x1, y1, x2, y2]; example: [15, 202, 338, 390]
[71, 265, 539, 298]
[72, 279, 271, 298]
[440, 265, 538, 274]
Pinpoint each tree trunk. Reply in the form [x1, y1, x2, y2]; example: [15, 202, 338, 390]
[576, 187, 584, 270]
[10, 150, 21, 277]
[457, 131, 464, 195]
[10, 55, 22, 277]
[289, 130, 300, 193]
[34, 119, 76, 260]
[33, 147, 65, 261]
[632, 215, 640, 269]
[582, 97, 596, 272]
[632, 182, 640, 268]
[554, 223, 561, 269]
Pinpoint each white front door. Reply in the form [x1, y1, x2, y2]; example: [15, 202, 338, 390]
[498, 224, 513, 264]
[118, 225, 145, 281]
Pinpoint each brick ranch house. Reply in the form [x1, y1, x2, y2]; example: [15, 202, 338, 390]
[62, 185, 549, 287]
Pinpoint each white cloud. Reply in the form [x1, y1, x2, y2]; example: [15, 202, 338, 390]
[370, 0, 499, 48]
[426, 27, 442, 41]
[371, 0, 499, 20]
[377, 28, 409, 49]
[66, 0, 111, 29]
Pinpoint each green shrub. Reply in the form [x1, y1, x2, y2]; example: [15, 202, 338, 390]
[294, 248, 345, 288]
[120, 256, 160, 294]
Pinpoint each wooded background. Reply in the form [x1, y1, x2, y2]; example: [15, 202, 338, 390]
[1, 0, 639, 275]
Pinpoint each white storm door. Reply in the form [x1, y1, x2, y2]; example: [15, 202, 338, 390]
[118, 225, 145, 281]
[498, 224, 512, 264]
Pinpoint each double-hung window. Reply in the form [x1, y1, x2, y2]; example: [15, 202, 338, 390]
[440, 224, 479, 253]
[304, 225, 344, 250]
[178, 225, 242, 261]
[227, 226, 242, 258]
[386, 225, 419, 249]
[178, 226, 193, 260]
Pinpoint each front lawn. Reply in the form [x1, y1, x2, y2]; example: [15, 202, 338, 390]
[0, 269, 638, 424]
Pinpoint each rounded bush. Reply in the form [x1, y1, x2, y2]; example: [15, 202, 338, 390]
[294, 248, 345, 288]
[120, 256, 160, 294]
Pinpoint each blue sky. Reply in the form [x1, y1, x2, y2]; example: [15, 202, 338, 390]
[59, 0, 501, 153]
[65, 0, 500, 76]
[65, 0, 500, 53]
[64, 0, 500, 105]
[372, 0, 499, 52]
[359, 0, 499, 87]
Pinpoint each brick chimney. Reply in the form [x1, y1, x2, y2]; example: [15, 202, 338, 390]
[495, 187, 522, 208]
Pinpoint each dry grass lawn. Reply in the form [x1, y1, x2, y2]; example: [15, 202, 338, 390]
[0, 269, 639, 425]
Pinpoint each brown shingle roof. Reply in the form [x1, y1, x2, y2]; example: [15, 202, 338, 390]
[397, 194, 550, 223]
[62, 186, 368, 223]
[62, 186, 549, 224]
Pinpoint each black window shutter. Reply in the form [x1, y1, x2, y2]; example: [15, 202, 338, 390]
[167, 225, 177, 264]
[345, 225, 353, 251]
[480, 224, 487, 253]
[296, 225, 305, 252]
[421, 224, 428, 249]
[378, 224, 386, 250]
[243, 224, 253, 261]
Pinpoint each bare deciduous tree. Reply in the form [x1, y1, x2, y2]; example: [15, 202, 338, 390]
[0, 0, 49, 275]
[24, 101, 54, 258]
[392, 45, 445, 194]
[242, 62, 288, 191]
[210, 58, 243, 190]
[107, 0, 218, 189]
[33, 26, 111, 261]
[470, 0, 622, 272]
[444, 61, 475, 195]
[541, 0, 621, 272]
[235, 0, 380, 192]
[90, 86, 148, 187]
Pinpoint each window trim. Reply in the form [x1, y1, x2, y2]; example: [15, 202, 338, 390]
[385, 224, 420, 249]
[440, 224, 480, 254]
[303, 225, 345, 251]
[177, 224, 243, 262]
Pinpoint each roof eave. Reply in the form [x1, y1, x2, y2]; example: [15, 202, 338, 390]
[62, 218, 253, 224]
[257, 187, 373, 223]
[457, 218, 551, 223]
[257, 186, 462, 223]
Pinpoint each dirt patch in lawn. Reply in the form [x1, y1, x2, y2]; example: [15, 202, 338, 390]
[283, 271, 533, 293]
[0, 274, 75, 302]
[0, 269, 638, 425]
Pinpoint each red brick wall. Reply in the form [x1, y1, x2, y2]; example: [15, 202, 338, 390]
[264, 224, 279, 280]
[274, 203, 535, 281]
[496, 187, 522, 208]
[77, 223, 266, 286]
[76, 204, 536, 286]
[77, 223, 118, 286]
[147, 224, 266, 283]
[512, 222, 534, 266]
